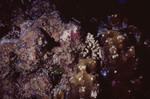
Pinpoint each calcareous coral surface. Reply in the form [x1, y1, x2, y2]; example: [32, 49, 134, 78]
[0, 0, 150, 99]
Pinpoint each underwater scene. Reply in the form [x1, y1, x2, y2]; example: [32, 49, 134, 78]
[0, 0, 150, 99]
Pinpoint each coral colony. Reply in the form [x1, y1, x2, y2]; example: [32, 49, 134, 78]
[0, 0, 150, 99]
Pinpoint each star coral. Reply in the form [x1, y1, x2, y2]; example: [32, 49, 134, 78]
[68, 58, 100, 99]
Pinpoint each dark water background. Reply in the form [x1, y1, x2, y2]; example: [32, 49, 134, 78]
[0, 0, 149, 38]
